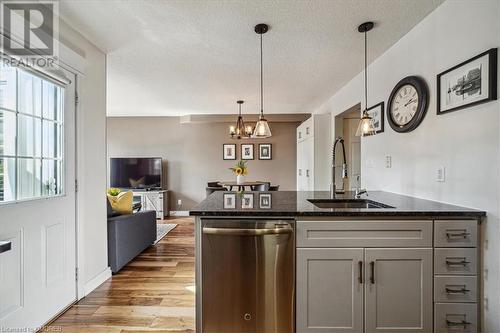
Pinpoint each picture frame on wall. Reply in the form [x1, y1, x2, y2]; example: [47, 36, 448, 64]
[241, 193, 254, 209]
[437, 48, 497, 115]
[366, 102, 384, 134]
[223, 144, 236, 160]
[258, 144, 272, 160]
[241, 144, 254, 160]
[223, 193, 236, 209]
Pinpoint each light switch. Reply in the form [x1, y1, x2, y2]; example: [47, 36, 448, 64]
[436, 166, 445, 182]
[385, 156, 392, 168]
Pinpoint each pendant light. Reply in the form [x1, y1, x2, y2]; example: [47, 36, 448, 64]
[252, 23, 272, 138]
[355, 22, 377, 137]
[229, 100, 252, 139]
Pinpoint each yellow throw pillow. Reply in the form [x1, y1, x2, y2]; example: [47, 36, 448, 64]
[107, 191, 133, 215]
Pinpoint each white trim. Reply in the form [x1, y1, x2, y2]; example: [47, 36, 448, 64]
[81, 267, 111, 299]
[169, 210, 190, 217]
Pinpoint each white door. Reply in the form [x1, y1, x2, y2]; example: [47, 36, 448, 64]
[297, 248, 364, 332]
[0, 65, 77, 329]
[364, 248, 433, 333]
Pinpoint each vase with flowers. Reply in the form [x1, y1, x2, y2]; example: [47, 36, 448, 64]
[230, 160, 248, 185]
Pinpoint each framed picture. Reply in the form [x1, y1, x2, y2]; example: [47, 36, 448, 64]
[241, 144, 254, 160]
[366, 102, 384, 134]
[259, 193, 272, 209]
[223, 144, 236, 160]
[223, 193, 236, 209]
[437, 48, 497, 114]
[241, 193, 254, 209]
[258, 144, 272, 160]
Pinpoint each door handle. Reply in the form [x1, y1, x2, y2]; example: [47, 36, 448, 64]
[358, 261, 363, 284]
[369, 261, 375, 284]
[0, 241, 12, 254]
[203, 225, 293, 236]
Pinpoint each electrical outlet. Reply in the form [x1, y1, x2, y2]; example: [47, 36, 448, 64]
[436, 166, 446, 182]
[177, 199, 182, 206]
[385, 156, 392, 168]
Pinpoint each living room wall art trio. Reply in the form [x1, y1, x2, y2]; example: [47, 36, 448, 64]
[223, 143, 272, 160]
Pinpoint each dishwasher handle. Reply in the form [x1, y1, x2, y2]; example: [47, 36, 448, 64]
[203, 224, 293, 236]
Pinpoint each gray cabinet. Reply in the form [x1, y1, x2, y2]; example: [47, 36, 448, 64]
[296, 219, 436, 333]
[297, 248, 364, 332]
[364, 248, 433, 333]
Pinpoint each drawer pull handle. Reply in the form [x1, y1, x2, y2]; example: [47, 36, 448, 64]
[446, 319, 471, 328]
[446, 229, 471, 239]
[369, 261, 375, 284]
[358, 261, 363, 284]
[445, 285, 470, 294]
[445, 257, 470, 266]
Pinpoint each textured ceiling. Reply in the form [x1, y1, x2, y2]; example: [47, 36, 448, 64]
[59, 0, 444, 116]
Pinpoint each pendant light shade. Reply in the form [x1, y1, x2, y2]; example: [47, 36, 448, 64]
[252, 23, 272, 138]
[230, 100, 252, 139]
[356, 21, 376, 137]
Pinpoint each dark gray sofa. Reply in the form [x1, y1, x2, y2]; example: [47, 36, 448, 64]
[107, 200, 156, 273]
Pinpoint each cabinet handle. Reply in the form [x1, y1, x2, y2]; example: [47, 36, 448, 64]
[306, 170, 310, 178]
[358, 261, 363, 284]
[445, 257, 470, 266]
[446, 229, 471, 239]
[369, 261, 375, 284]
[298, 169, 302, 176]
[306, 127, 310, 135]
[298, 132, 302, 139]
[446, 319, 471, 328]
[445, 285, 470, 294]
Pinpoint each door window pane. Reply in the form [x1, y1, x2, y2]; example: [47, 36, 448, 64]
[17, 158, 36, 200]
[42, 120, 57, 158]
[0, 157, 16, 202]
[42, 159, 60, 196]
[0, 66, 17, 111]
[42, 81, 56, 120]
[18, 71, 34, 115]
[18, 114, 34, 157]
[0, 110, 16, 156]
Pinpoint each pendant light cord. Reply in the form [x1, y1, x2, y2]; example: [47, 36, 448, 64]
[260, 32, 264, 116]
[364, 29, 368, 114]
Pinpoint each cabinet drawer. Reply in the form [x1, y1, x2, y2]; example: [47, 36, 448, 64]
[297, 220, 432, 247]
[434, 276, 477, 303]
[435, 303, 477, 333]
[434, 248, 477, 275]
[435, 220, 477, 247]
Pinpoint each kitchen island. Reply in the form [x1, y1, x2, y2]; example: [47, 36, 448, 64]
[190, 191, 485, 333]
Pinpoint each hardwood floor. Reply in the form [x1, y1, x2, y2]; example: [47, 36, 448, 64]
[52, 217, 196, 332]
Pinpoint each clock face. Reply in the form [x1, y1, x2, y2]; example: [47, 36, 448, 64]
[387, 76, 429, 133]
[390, 84, 419, 126]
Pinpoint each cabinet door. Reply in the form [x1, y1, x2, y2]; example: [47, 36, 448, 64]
[304, 137, 314, 191]
[364, 248, 432, 333]
[297, 141, 305, 190]
[297, 248, 364, 333]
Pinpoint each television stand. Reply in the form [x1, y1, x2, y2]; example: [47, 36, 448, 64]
[132, 190, 168, 219]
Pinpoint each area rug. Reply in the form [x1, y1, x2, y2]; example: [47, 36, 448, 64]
[154, 223, 177, 244]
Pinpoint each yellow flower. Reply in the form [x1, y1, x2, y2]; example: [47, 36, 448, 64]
[235, 167, 243, 175]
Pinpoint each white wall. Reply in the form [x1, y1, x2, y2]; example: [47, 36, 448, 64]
[58, 20, 109, 295]
[315, 0, 500, 331]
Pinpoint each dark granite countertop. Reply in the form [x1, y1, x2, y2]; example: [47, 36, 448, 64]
[189, 191, 486, 218]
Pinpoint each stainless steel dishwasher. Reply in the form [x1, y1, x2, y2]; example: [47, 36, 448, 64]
[200, 219, 295, 333]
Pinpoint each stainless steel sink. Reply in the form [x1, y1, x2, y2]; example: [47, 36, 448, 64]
[307, 199, 394, 209]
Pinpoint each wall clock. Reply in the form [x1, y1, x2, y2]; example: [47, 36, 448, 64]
[387, 76, 429, 133]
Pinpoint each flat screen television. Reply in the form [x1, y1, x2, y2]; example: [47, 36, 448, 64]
[110, 157, 162, 190]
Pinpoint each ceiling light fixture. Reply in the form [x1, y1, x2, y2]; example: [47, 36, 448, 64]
[229, 100, 252, 139]
[355, 21, 377, 137]
[252, 23, 272, 138]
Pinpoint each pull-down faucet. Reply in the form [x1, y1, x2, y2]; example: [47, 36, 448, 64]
[331, 137, 348, 198]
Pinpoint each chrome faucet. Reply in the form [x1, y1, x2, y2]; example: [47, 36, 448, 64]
[330, 137, 347, 198]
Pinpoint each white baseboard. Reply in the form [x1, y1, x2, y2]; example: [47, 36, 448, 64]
[169, 210, 190, 217]
[84, 267, 111, 297]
